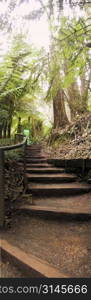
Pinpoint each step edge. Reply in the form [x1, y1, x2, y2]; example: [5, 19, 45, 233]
[0, 239, 68, 278]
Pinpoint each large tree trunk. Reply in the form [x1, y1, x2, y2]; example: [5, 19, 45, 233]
[53, 89, 69, 128]
[3, 121, 7, 138]
[17, 117, 22, 134]
[68, 81, 83, 117]
[7, 120, 12, 138]
[0, 125, 3, 138]
[7, 96, 14, 138]
[80, 69, 91, 112]
[32, 117, 35, 139]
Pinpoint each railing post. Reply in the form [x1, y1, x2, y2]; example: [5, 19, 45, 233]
[0, 149, 5, 227]
[23, 139, 27, 191]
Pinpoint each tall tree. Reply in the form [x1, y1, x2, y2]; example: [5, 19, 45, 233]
[0, 34, 46, 137]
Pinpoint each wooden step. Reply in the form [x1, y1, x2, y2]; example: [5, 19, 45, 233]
[20, 158, 47, 164]
[27, 182, 91, 197]
[26, 156, 46, 159]
[26, 151, 43, 155]
[18, 162, 51, 168]
[17, 205, 91, 220]
[26, 163, 52, 168]
[26, 173, 77, 183]
[0, 240, 69, 278]
[26, 167, 65, 173]
[26, 147, 42, 151]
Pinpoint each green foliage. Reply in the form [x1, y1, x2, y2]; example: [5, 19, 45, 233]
[5, 149, 23, 161]
[0, 33, 49, 138]
[43, 123, 52, 138]
[0, 2, 91, 137]
[44, 14, 91, 120]
[0, 138, 14, 146]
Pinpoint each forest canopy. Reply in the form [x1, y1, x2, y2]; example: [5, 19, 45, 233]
[0, 0, 91, 139]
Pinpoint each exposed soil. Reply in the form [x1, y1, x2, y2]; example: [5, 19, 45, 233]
[2, 214, 91, 278]
[46, 112, 91, 160]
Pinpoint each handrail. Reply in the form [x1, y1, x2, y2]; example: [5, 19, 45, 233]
[0, 135, 27, 228]
[0, 136, 27, 151]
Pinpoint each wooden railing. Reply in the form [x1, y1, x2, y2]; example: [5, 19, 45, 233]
[0, 135, 27, 227]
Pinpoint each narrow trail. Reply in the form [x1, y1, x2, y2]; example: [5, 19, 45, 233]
[18, 144, 91, 219]
[1, 144, 91, 278]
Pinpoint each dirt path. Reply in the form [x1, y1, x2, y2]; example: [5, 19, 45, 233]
[1, 144, 91, 278]
[2, 214, 91, 278]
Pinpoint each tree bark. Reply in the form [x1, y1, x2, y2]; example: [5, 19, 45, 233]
[53, 89, 69, 128]
[7, 121, 12, 138]
[0, 125, 3, 138]
[3, 121, 7, 138]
